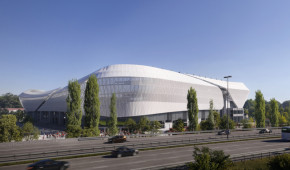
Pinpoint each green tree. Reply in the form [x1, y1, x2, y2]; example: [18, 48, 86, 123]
[219, 115, 235, 130]
[150, 120, 161, 134]
[187, 87, 199, 131]
[243, 99, 255, 118]
[207, 100, 215, 130]
[267, 154, 290, 170]
[84, 75, 100, 136]
[15, 110, 25, 122]
[269, 98, 279, 127]
[265, 101, 271, 119]
[124, 118, 137, 133]
[0, 115, 22, 142]
[138, 117, 150, 133]
[279, 114, 288, 127]
[0, 93, 22, 108]
[22, 122, 40, 141]
[241, 119, 251, 128]
[188, 146, 232, 170]
[173, 119, 184, 132]
[108, 93, 118, 136]
[213, 111, 221, 129]
[200, 120, 213, 130]
[66, 80, 82, 138]
[255, 90, 266, 128]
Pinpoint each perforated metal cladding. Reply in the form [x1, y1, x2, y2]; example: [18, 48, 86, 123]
[97, 77, 223, 117]
[19, 64, 249, 118]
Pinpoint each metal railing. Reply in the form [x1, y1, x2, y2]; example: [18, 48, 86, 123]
[0, 132, 280, 164]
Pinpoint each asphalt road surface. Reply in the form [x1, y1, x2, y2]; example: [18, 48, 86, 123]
[0, 129, 280, 157]
[1, 138, 288, 170]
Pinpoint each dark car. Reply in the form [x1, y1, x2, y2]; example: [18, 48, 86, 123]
[108, 135, 127, 143]
[26, 159, 69, 170]
[259, 129, 272, 134]
[218, 130, 230, 135]
[111, 146, 139, 158]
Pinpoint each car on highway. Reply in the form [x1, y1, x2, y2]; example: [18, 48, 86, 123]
[259, 128, 272, 134]
[26, 159, 69, 170]
[218, 130, 230, 135]
[111, 146, 139, 158]
[108, 135, 127, 143]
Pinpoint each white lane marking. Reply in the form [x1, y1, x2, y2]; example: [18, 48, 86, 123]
[130, 160, 190, 170]
[168, 156, 182, 159]
[73, 160, 105, 165]
[90, 165, 108, 169]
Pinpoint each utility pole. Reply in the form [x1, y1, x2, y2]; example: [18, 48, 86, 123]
[224, 75, 232, 139]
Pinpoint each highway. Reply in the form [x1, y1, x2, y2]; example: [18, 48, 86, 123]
[0, 138, 288, 170]
[0, 136, 288, 170]
[0, 129, 280, 157]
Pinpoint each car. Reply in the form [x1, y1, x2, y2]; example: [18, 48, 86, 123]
[218, 130, 230, 135]
[26, 159, 69, 170]
[108, 135, 127, 143]
[259, 129, 272, 134]
[111, 146, 139, 158]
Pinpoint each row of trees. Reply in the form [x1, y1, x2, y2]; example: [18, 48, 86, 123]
[0, 114, 39, 142]
[245, 90, 290, 128]
[186, 87, 233, 132]
[0, 93, 22, 108]
[124, 117, 161, 134]
[66, 75, 120, 137]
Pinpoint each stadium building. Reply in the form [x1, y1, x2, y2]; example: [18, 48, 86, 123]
[19, 64, 250, 130]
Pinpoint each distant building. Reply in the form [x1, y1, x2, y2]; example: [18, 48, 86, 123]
[19, 64, 249, 129]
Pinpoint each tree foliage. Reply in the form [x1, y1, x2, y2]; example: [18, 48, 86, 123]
[173, 119, 184, 132]
[108, 93, 118, 136]
[219, 115, 235, 130]
[66, 80, 82, 137]
[279, 114, 288, 127]
[0, 93, 22, 108]
[84, 74, 100, 136]
[124, 118, 137, 133]
[213, 111, 221, 129]
[243, 99, 255, 118]
[200, 120, 214, 130]
[187, 87, 199, 131]
[22, 122, 40, 141]
[0, 115, 22, 142]
[138, 116, 150, 133]
[241, 119, 251, 128]
[150, 120, 161, 133]
[188, 146, 232, 170]
[267, 153, 290, 170]
[269, 98, 279, 127]
[200, 100, 216, 130]
[254, 90, 266, 128]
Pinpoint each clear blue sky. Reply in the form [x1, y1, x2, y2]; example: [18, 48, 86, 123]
[1, 0, 290, 103]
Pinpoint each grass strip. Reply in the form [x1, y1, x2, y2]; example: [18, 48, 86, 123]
[0, 136, 279, 167]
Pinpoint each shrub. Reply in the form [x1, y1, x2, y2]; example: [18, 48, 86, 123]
[267, 154, 290, 170]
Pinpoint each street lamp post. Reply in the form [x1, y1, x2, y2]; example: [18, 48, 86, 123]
[224, 75, 232, 139]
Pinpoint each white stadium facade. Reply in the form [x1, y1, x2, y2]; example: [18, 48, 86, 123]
[19, 64, 250, 130]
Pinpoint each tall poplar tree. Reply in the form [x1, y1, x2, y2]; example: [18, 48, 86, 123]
[108, 93, 118, 136]
[84, 75, 100, 136]
[66, 80, 82, 138]
[269, 98, 279, 127]
[207, 99, 215, 130]
[187, 87, 199, 131]
[254, 90, 265, 128]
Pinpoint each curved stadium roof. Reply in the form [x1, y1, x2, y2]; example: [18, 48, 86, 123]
[19, 64, 250, 117]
